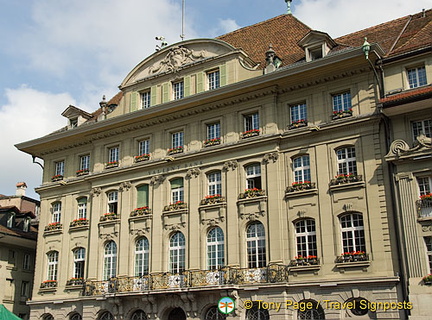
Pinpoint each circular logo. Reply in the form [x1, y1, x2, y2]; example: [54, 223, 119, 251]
[218, 297, 235, 314]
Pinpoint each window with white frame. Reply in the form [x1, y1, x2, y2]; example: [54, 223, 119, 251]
[418, 177, 432, 196]
[135, 237, 149, 276]
[295, 219, 317, 258]
[424, 237, 432, 274]
[332, 92, 352, 112]
[171, 131, 184, 149]
[103, 241, 117, 280]
[141, 91, 151, 109]
[77, 198, 87, 219]
[290, 102, 307, 124]
[207, 122, 220, 140]
[23, 217, 30, 232]
[108, 146, 119, 163]
[138, 139, 150, 156]
[173, 81, 184, 100]
[208, 171, 222, 196]
[207, 227, 224, 270]
[244, 112, 260, 132]
[246, 222, 266, 268]
[79, 155, 90, 171]
[412, 119, 431, 140]
[207, 69, 220, 90]
[407, 66, 427, 89]
[107, 191, 118, 214]
[73, 247, 85, 279]
[47, 251, 59, 281]
[340, 213, 366, 253]
[169, 232, 185, 273]
[246, 164, 262, 189]
[170, 178, 184, 203]
[7, 213, 14, 228]
[293, 155, 311, 183]
[52, 202, 61, 223]
[54, 160, 65, 176]
[336, 147, 357, 175]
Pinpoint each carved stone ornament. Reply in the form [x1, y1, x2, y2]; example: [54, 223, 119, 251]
[150, 174, 165, 186]
[263, 152, 279, 164]
[90, 187, 102, 197]
[149, 46, 206, 74]
[164, 222, 186, 231]
[119, 181, 132, 192]
[386, 134, 432, 159]
[222, 160, 238, 172]
[186, 168, 201, 179]
[99, 233, 117, 241]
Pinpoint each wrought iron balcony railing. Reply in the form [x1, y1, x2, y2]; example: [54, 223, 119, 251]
[417, 198, 432, 218]
[83, 265, 289, 296]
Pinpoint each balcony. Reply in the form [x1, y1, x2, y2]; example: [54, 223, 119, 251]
[417, 197, 432, 219]
[83, 265, 289, 296]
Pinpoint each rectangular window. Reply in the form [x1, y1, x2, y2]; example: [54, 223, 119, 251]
[207, 122, 220, 140]
[47, 252, 58, 281]
[8, 250, 15, 264]
[52, 202, 61, 223]
[407, 66, 427, 88]
[23, 254, 31, 270]
[79, 155, 90, 171]
[137, 185, 149, 208]
[208, 172, 222, 196]
[171, 178, 184, 203]
[138, 139, 150, 156]
[412, 120, 431, 140]
[108, 191, 118, 214]
[108, 146, 119, 163]
[425, 237, 432, 274]
[290, 103, 307, 124]
[141, 91, 151, 109]
[54, 161, 64, 176]
[21, 281, 29, 297]
[336, 147, 357, 176]
[207, 70, 220, 90]
[172, 131, 184, 149]
[73, 248, 85, 279]
[77, 198, 87, 219]
[246, 164, 262, 189]
[244, 112, 259, 132]
[332, 92, 352, 112]
[173, 81, 184, 100]
[418, 177, 432, 196]
[293, 155, 311, 183]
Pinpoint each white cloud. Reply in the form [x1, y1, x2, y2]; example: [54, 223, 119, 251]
[294, 0, 431, 37]
[217, 18, 241, 35]
[0, 86, 75, 198]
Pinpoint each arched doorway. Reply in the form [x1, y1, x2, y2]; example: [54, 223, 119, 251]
[168, 307, 186, 320]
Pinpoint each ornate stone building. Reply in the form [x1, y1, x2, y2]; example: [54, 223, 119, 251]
[16, 8, 431, 320]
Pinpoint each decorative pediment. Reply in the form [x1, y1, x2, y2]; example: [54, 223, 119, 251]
[386, 134, 432, 161]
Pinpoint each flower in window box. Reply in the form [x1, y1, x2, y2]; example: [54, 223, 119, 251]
[167, 146, 184, 155]
[422, 274, 432, 284]
[100, 212, 119, 221]
[240, 188, 265, 199]
[164, 201, 187, 211]
[51, 174, 64, 182]
[241, 129, 260, 138]
[76, 169, 89, 176]
[105, 161, 119, 168]
[131, 206, 151, 216]
[134, 154, 150, 162]
[204, 137, 221, 147]
[201, 194, 225, 205]
[332, 108, 353, 119]
[420, 193, 432, 200]
[45, 222, 62, 232]
[289, 119, 308, 129]
[66, 277, 84, 286]
[40, 280, 57, 288]
[70, 218, 88, 227]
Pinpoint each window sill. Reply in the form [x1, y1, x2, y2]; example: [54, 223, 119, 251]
[288, 264, 321, 275]
[76, 170, 89, 177]
[332, 112, 353, 120]
[335, 260, 370, 272]
[329, 180, 365, 192]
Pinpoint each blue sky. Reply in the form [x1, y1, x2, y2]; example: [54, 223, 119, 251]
[0, 0, 430, 199]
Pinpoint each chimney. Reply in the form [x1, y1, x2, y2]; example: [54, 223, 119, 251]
[16, 182, 27, 197]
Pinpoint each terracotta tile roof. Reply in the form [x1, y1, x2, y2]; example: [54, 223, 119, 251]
[0, 224, 38, 241]
[336, 9, 432, 57]
[217, 14, 312, 68]
[380, 85, 432, 105]
[107, 91, 123, 105]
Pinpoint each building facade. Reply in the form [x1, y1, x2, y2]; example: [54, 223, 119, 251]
[16, 9, 432, 320]
[0, 183, 39, 319]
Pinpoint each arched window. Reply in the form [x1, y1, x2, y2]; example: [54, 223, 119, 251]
[245, 164, 262, 189]
[73, 247, 85, 279]
[77, 197, 87, 219]
[107, 191, 118, 214]
[205, 306, 227, 320]
[168, 308, 186, 320]
[247, 302, 270, 320]
[47, 251, 59, 281]
[207, 227, 224, 270]
[336, 147, 357, 176]
[43, 314, 54, 320]
[295, 219, 317, 258]
[297, 299, 325, 319]
[130, 310, 147, 320]
[169, 232, 185, 273]
[207, 171, 222, 196]
[293, 155, 311, 183]
[103, 241, 117, 280]
[246, 222, 266, 268]
[340, 213, 366, 253]
[70, 313, 82, 320]
[135, 237, 149, 276]
[99, 311, 114, 320]
[52, 202, 61, 223]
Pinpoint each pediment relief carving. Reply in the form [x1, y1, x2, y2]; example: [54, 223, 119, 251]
[386, 134, 431, 160]
[149, 46, 206, 74]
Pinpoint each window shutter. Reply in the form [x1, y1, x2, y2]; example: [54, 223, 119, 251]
[137, 185, 149, 207]
[220, 64, 227, 86]
[150, 86, 157, 106]
[162, 83, 169, 103]
[130, 91, 139, 112]
[184, 76, 191, 97]
[170, 178, 184, 189]
[196, 72, 204, 93]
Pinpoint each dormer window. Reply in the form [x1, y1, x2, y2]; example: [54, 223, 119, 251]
[298, 30, 336, 63]
[7, 213, 15, 228]
[309, 46, 323, 61]
[70, 118, 78, 128]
